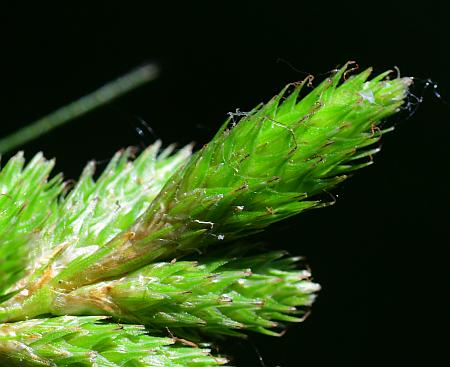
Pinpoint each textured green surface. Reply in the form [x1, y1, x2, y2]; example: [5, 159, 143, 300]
[51, 252, 319, 336]
[0, 316, 227, 366]
[0, 64, 411, 366]
[0, 153, 64, 295]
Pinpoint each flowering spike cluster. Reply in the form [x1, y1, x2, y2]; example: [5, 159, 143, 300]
[0, 64, 411, 366]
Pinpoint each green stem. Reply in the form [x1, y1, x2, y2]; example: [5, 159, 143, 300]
[0, 63, 159, 154]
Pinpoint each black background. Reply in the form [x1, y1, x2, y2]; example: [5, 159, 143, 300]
[1, 2, 449, 366]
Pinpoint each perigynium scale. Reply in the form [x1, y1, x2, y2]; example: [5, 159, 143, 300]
[0, 63, 411, 366]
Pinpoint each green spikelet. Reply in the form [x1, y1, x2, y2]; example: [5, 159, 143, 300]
[0, 153, 64, 295]
[0, 63, 412, 366]
[0, 316, 227, 366]
[4, 143, 192, 294]
[45, 64, 411, 288]
[49, 252, 319, 337]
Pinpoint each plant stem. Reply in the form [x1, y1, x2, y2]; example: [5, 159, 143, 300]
[0, 63, 159, 154]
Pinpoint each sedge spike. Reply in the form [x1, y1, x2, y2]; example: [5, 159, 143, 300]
[0, 63, 411, 366]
